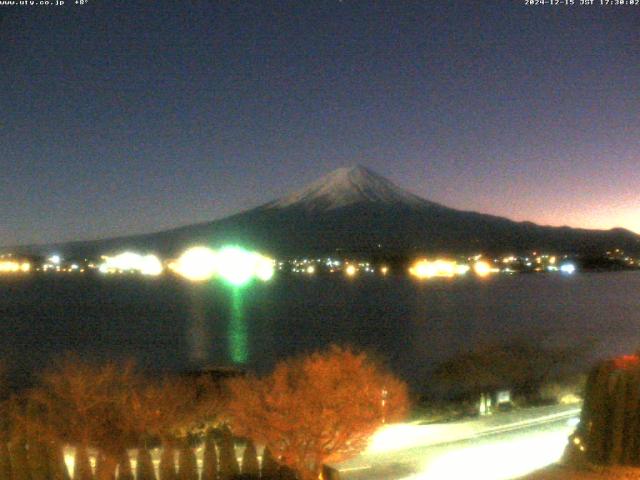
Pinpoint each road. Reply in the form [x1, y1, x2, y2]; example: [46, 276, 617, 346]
[330, 404, 581, 480]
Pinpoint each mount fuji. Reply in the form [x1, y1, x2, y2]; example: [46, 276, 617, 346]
[18, 166, 640, 257]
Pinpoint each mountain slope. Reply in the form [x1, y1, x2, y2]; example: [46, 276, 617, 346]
[14, 166, 640, 257]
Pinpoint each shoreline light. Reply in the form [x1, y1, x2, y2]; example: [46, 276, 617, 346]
[255, 256, 276, 281]
[172, 245, 275, 285]
[473, 260, 498, 278]
[0, 260, 31, 273]
[99, 252, 163, 276]
[216, 247, 260, 286]
[172, 246, 218, 282]
[409, 259, 469, 279]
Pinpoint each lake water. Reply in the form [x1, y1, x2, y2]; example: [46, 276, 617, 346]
[1, 272, 639, 392]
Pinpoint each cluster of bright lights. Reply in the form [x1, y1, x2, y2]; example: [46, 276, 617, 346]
[171, 246, 275, 285]
[289, 258, 375, 275]
[169, 246, 218, 281]
[473, 260, 499, 277]
[409, 259, 470, 279]
[498, 253, 559, 271]
[98, 252, 163, 276]
[560, 263, 576, 274]
[0, 260, 30, 273]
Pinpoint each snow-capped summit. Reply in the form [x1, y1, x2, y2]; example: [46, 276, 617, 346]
[268, 165, 427, 210]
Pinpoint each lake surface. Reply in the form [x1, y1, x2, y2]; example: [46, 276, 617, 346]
[1, 272, 639, 392]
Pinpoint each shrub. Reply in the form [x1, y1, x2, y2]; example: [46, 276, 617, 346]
[159, 445, 176, 480]
[117, 449, 133, 480]
[240, 439, 258, 477]
[226, 345, 409, 480]
[260, 447, 278, 480]
[572, 355, 640, 465]
[48, 442, 70, 480]
[201, 433, 218, 480]
[135, 447, 156, 480]
[217, 428, 239, 480]
[177, 442, 197, 480]
[74, 445, 93, 480]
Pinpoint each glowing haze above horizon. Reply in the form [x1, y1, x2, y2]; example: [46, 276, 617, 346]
[1, 1, 638, 247]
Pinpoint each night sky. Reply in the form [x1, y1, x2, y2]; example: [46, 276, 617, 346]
[1, 0, 638, 247]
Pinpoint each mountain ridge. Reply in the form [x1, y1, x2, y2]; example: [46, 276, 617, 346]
[7, 166, 640, 257]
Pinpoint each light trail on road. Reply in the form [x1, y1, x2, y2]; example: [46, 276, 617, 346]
[335, 406, 580, 480]
[402, 420, 572, 480]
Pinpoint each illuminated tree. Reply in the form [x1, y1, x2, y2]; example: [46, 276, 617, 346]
[135, 448, 155, 480]
[74, 445, 93, 480]
[128, 374, 223, 480]
[201, 433, 218, 480]
[48, 442, 71, 480]
[177, 441, 197, 480]
[226, 345, 409, 480]
[217, 428, 239, 480]
[159, 446, 176, 480]
[117, 450, 133, 480]
[241, 439, 259, 477]
[94, 453, 110, 480]
[260, 447, 279, 479]
[130, 377, 190, 444]
[26, 354, 141, 480]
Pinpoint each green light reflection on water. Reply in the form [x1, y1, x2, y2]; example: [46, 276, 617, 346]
[229, 286, 248, 364]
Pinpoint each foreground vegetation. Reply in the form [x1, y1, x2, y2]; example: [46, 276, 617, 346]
[0, 346, 408, 480]
[525, 354, 640, 480]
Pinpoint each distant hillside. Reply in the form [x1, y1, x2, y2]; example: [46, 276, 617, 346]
[12, 166, 640, 258]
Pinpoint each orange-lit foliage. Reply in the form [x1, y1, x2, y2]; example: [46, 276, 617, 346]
[226, 345, 409, 480]
[128, 375, 222, 442]
[27, 354, 141, 480]
[130, 377, 197, 439]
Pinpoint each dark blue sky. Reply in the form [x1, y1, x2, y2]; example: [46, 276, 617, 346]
[1, 0, 639, 246]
